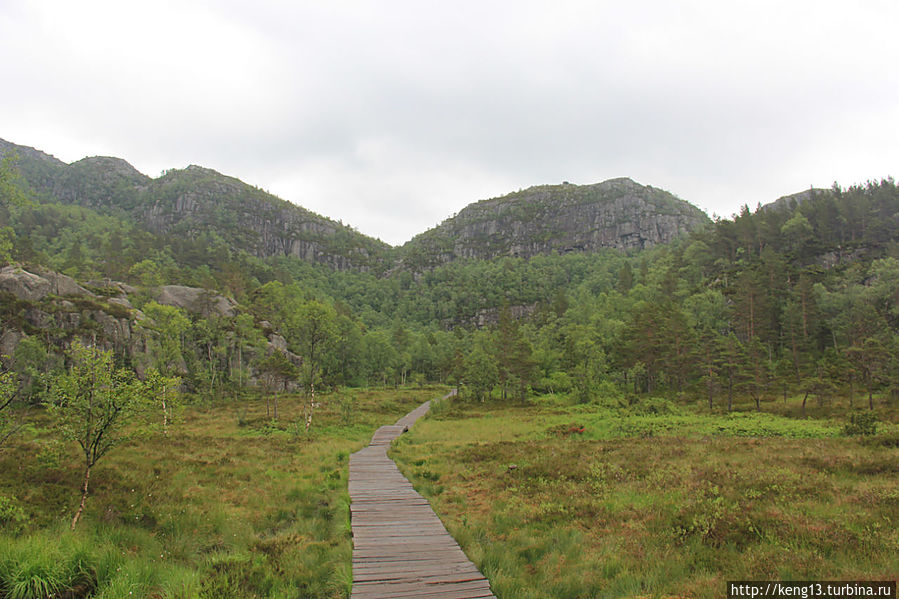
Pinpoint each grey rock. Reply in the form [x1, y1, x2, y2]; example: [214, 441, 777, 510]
[108, 297, 134, 309]
[762, 188, 828, 213]
[87, 280, 137, 296]
[24, 308, 53, 328]
[154, 285, 236, 317]
[41, 270, 94, 297]
[0, 266, 51, 300]
[268, 333, 288, 352]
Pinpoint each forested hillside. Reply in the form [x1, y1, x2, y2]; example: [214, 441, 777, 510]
[2, 138, 898, 411]
[0, 139, 389, 271]
[400, 177, 708, 269]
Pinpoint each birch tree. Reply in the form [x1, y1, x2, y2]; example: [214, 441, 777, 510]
[46, 342, 152, 530]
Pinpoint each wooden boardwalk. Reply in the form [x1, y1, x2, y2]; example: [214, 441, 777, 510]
[349, 393, 496, 599]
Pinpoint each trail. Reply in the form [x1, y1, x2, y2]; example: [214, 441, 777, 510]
[349, 391, 496, 599]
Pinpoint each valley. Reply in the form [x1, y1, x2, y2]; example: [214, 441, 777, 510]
[1, 138, 897, 598]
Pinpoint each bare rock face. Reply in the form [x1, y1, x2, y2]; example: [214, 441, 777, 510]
[108, 296, 134, 309]
[400, 178, 710, 268]
[264, 332, 303, 367]
[155, 285, 237, 318]
[268, 333, 288, 352]
[39, 270, 94, 297]
[0, 266, 150, 367]
[0, 267, 95, 300]
[0, 266, 52, 300]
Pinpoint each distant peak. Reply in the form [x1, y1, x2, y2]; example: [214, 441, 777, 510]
[70, 156, 149, 181]
[0, 137, 66, 166]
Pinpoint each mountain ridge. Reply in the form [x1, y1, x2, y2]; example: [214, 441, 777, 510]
[3, 137, 708, 269]
[0, 138, 389, 271]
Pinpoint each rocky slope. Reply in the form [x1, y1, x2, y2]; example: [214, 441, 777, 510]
[399, 178, 710, 268]
[761, 187, 830, 213]
[0, 139, 389, 271]
[0, 265, 297, 379]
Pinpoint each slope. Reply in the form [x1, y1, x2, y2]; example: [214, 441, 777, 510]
[0, 138, 389, 271]
[399, 178, 710, 269]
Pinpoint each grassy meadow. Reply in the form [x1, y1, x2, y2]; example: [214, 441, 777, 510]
[392, 394, 899, 598]
[0, 387, 444, 598]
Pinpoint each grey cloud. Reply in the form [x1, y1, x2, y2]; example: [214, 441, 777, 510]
[1, 0, 898, 244]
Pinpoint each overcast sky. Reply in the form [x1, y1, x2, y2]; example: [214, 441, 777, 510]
[2, 1, 897, 245]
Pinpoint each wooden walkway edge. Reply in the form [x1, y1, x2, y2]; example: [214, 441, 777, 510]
[349, 391, 496, 599]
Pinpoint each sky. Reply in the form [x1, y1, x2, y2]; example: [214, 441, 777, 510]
[1, 1, 897, 246]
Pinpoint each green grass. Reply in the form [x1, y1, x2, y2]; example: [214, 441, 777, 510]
[0, 386, 445, 598]
[392, 394, 899, 598]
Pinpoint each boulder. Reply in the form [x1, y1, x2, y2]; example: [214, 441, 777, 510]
[108, 296, 134, 310]
[0, 266, 51, 301]
[154, 285, 237, 318]
[40, 270, 94, 297]
[268, 333, 288, 352]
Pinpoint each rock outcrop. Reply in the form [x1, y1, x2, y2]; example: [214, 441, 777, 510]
[0, 267, 147, 361]
[0, 267, 52, 301]
[400, 179, 709, 267]
[0, 266, 95, 301]
[154, 285, 237, 318]
[761, 188, 831, 213]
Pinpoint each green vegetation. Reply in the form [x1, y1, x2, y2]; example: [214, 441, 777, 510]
[0, 387, 440, 598]
[393, 394, 899, 598]
[2, 138, 899, 596]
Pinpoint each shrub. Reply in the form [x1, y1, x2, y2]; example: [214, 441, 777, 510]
[0, 495, 26, 533]
[842, 411, 878, 436]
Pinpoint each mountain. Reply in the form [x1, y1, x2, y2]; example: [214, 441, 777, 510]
[2, 138, 712, 273]
[0, 139, 389, 271]
[398, 178, 710, 268]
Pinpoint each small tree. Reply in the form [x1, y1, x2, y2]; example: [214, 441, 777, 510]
[294, 300, 336, 425]
[463, 344, 498, 402]
[0, 367, 22, 449]
[46, 342, 152, 530]
[140, 302, 190, 432]
[13, 336, 58, 404]
[256, 350, 298, 422]
[141, 368, 181, 437]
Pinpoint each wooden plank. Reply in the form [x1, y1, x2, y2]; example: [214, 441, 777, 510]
[349, 391, 495, 599]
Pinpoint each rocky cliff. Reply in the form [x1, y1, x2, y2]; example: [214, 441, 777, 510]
[0, 139, 389, 271]
[0, 265, 148, 364]
[0, 266, 296, 382]
[399, 178, 710, 268]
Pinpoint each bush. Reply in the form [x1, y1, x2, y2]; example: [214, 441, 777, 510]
[842, 411, 878, 436]
[0, 495, 26, 533]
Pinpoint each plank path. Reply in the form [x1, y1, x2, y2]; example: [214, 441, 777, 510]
[349, 391, 496, 599]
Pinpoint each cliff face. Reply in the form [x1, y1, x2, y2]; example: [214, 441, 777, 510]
[400, 178, 710, 268]
[0, 265, 149, 364]
[0, 140, 388, 271]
